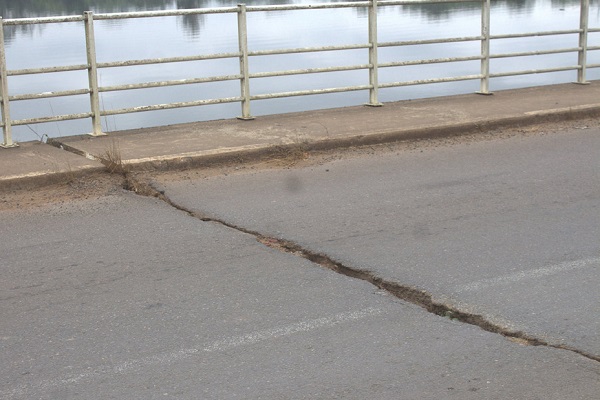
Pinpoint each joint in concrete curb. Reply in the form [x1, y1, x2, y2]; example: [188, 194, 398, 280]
[47, 137, 99, 162]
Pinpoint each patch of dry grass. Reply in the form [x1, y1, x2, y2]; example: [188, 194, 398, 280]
[98, 139, 129, 175]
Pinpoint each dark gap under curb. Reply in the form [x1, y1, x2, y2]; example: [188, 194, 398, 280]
[124, 174, 600, 364]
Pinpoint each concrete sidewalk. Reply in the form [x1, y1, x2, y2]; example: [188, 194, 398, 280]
[1, 81, 599, 189]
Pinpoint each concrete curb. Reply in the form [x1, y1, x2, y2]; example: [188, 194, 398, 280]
[3, 100, 600, 191]
[96, 103, 600, 173]
[0, 165, 106, 192]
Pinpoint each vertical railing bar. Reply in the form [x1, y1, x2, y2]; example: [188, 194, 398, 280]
[477, 0, 491, 94]
[576, 0, 589, 84]
[237, 4, 254, 120]
[0, 17, 17, 148]
[84, 11, 105, 136]
[366, 0, 382, 106]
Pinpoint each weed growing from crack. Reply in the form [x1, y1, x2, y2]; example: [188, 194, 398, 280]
[98, 139, 128, 175]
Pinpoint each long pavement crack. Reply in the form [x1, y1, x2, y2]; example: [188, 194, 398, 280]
[123, 174, 600, 364]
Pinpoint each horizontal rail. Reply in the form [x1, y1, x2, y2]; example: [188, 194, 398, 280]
[101, 97, 243, 116]
[249, 44, 371, 57]
[379, 0, 482, 4]
[250, 64, 370, 78]
[3, 16, 84, 25]
[379, 35, 482, 47]
[250, 85, 372, 100]
[99, 75, 243, 92]
[8, 64, 89, 76]
[94, 8, 238, 20]
[489, 65, 580, 78]
[588, 63, 600, 68]
[379, 55, 482, 68]
[490, 47, 582, 59]
[247, 2, 370, 12]
[379, 74, 483, 88]
[9, 89, 90, 101]
[12, 112, 92, 125]
[490, 30, 581, 40]
[97, 52, 240, 68]
[248, 0, 484, 10]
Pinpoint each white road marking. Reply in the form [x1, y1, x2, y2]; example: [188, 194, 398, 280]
[1, 307, 383, 399]
[203, 307, 383, 352]
[455, 257, 600, 293]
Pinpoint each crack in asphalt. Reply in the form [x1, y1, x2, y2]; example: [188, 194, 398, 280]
[123, 174, 600, 364]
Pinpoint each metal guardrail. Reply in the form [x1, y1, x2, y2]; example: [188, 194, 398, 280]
[0, 0, 598, 147]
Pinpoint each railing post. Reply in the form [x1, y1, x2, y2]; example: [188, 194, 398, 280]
[237, 4, 254, 120]
[477, 0, 491, 95]
[0, 17, 17, 148]
[84, 11, 105, 136]
[366, 0, 382, 106]
[576, 0, 589, 84]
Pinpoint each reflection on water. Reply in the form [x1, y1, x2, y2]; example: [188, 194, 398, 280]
[3, 0, 585, 21]
[0, 0, 174, 17]
[1, 0, 599, 142]
[176, 0, 206, 36]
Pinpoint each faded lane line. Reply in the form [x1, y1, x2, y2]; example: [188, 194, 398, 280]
[455, 257, 600, 293]
[2, 307, 383, 399]
[203, 307, 383, 352]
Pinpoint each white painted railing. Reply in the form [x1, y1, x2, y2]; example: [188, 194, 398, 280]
[0, 0, 597, 147]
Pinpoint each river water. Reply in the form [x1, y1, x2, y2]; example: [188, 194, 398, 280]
[2, 0, 599, 142]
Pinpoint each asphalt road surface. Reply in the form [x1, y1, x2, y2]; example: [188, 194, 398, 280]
[1, 127, 599, 399]
[162, 126, 600, 358]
